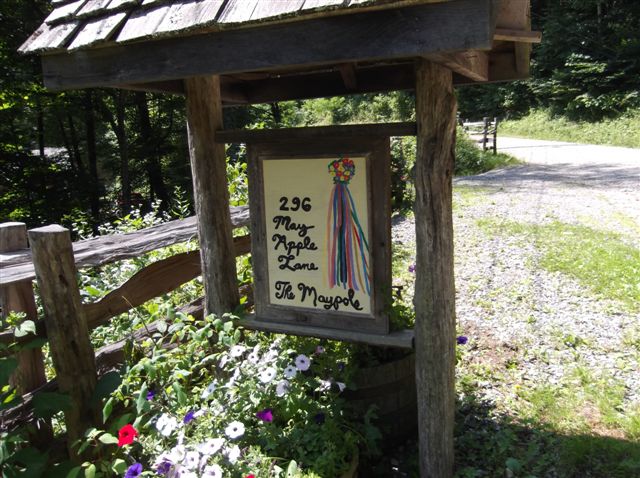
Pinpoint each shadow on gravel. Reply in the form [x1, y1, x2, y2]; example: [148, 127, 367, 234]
[455, 162, 640, 189]
[360, 393, 640, 478]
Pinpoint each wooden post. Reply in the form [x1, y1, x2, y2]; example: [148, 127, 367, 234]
[482, 116, 489, 151]
[492, 117, 498, 154]
[414, 59, 457, 477]
[185, 76, 239, 316]
[0, 223, 47, 393]
[28, 225, 99, 460]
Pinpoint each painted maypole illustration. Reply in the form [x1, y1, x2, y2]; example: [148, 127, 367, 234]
[326, 157, 371, 295]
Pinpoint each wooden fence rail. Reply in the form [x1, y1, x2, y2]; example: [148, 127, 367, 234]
[0, 207, 250, 458]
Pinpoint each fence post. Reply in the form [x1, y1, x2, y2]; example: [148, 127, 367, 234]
[28, 225, 99, 461]
[482, 116, 489, 151]
[493, 117, 498, 154]
[0, 223, 47, 393]
[0, 223, 52, 447]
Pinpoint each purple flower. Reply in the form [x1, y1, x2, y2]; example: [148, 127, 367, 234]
[125, 463, 143, 478]
[337, 362, 346, 372]
[408, 263, 416, 273]
[256, 408, 273, 423]
[146, 390, 155, 401]
[183, 410, 196, 424]
[456, 335, 468, 345]
[156, 461, 172, 475]
[314, 412, 325, 424]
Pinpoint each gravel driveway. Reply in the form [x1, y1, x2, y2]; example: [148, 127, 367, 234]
[393, 137, 640, 407]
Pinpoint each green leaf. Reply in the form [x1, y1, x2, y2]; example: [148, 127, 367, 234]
[102, 397, 114, 423]
[84, 464, 96, 478]
[155, 320, 168, 334]
[506, 457, 522, 472]
[91, 371, 122, 404]
[21, 337, 48, 350]
[33, 391, 72, 419]
[98, 433, 118, 445]
[14, 320, 36, 338]
[136, 382, 149, 414]
[66, 467, 83, 478]
[111, 459, 127, 475]
[0, 357, 18, 386]
[84, 286, 102, 297]
[172, 381, 187, 406]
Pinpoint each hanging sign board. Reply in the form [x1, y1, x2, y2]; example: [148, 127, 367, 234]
[247, 137, 391, 336]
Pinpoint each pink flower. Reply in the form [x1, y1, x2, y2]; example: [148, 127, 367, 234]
[256, 408, 273, 422]
[118, 424, 138, 447]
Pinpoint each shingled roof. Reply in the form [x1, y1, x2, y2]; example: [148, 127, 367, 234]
[21, 0, 455, 54]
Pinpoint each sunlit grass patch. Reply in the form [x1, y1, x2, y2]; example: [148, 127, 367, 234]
[476, 219, 640, 312]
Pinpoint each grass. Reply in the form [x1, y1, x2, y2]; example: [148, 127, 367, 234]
[476, 219, 640, 313]
[499, 108, 640, 148]
[455, 131, 522, 176]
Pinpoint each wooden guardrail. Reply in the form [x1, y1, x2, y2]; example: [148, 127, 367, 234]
[0, 207, 250, 455]
[460, 116, 498, 154]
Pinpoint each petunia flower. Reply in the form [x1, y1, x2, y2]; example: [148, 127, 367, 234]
[225, 421, 245, 439]
[247, 349, 261, 364]
[197, 438, 225, 457]
[256, 408, 273, 422]
[202, 464, 223, 478]
[155, 459, 172, 476]
[456, 335, 468, 345]
[125, 463, 142, 478]
[336, 382, 346, 392]
[225, 444, 241, 464]
[275, 379, 290, 397]
[246, 475, 256, 478]
[408, 263, 416, 273]
[201, 381, 216, 400]
[156, 414, 179, 437]
[230, 345, 246, 358]
[259, 367, 277, 383]
[283, 365, 297, 379]
[183, 410, 196, 424]
[146, 390, 155, 401]
[117, 424, 138, 447]
[314, 412, 326, 425]
[295, 354, 311, 371]
[183, 450, 201, 470]
[315, 345, 325, 355]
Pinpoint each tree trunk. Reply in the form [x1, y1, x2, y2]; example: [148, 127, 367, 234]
[413, 59, 457, 478]
[84, 90, 100, 234]
[184, 76, 239, 316]
[135, 92, 169, 210]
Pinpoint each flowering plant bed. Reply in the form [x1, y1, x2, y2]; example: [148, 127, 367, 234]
[77, 311, 378, 477]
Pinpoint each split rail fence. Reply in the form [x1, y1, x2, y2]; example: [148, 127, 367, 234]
[461, 116, 498, 153]
[0, 207, 250, 446]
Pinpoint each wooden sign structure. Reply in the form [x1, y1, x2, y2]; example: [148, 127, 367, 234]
[247, 137, 391, 337]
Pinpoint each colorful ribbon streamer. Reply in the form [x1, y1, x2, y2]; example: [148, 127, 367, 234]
[326, 157, 371, 295]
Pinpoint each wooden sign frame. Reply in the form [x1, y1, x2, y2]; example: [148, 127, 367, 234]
[247, 135, 391, 336]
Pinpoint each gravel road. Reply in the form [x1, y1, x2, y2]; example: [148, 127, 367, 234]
[392, 137, 640, 405]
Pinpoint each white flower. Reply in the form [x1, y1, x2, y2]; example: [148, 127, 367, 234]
[225, 420, 245, 439]
[193, 408, 207, 418]
[156, 414, 179, 437]
[336, 381, 346, 392]
[275, 379, 290, 397]
[247, 350, 261, 364]
[317, 379, 332, 391]
[259, 366, 277, 383]
[230, 345, 245, 358]
[225, 444, 241, 464]
[168, 445, 186, 463]
[283, 365, 297, 379]
[177, 470, 197, 478]
[197, 438, 225, 457]
[227, 368, 241, 388]
[183, 450, 200, 470]
[202, 464, 223, 478]
[219, 355, 229, 368]
[315, 345, 325, 354]
[201, 381, 216, 399]
[177, 429, 185, 446]
[295, 354, 311, 371]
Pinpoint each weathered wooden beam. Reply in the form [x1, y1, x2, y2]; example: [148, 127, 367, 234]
[488, 52, 529, 82]
[427, 51, 489, 82]
[84, 235, 251, 328]
[185, 76, 240, 317]
[116, 80, 185, 95]
[28, 225, 99, 461]
[414, 59, 457, 477]
[1, 206, 250, 286]
[338, 63, 358, 91]
[216, 122, 417, 144]
[40, 0, 495, 90]
[494, 28, 541, 43]
[0, 224, 46, 394]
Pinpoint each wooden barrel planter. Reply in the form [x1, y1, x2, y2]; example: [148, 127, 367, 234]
[345, 352, 417, 445]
